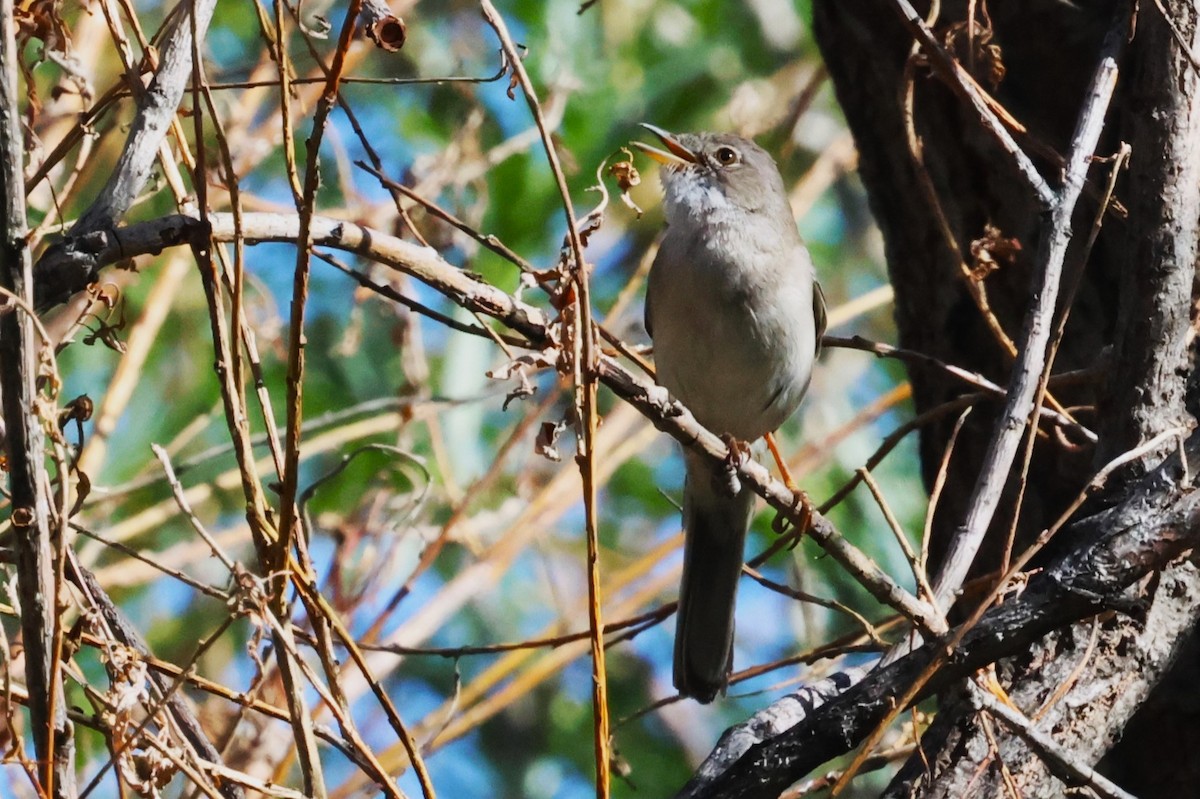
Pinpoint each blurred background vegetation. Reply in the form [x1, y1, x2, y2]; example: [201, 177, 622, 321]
[9, 0, 927, 795]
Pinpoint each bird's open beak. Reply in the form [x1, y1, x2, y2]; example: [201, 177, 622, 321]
[633, 123, 697, 167]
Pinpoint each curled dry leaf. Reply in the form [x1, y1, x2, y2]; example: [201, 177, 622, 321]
[610, 744, 636, 789]
[609, 148, 643, 217]
[969, 223, 1022, 280]
[57, 393, 93, 430]
[502, 45, 528, 100]
[107, 650, 150, 715]
[123, 733, 179, 796]
[576, 197, 607, 249]
[14, 0, 74, 120]
[943, 19, 1006, 89]
[69, 468, 91, 518]
[503, 371, 536, 410]
[535, 418, 570, 462]
[574, 151, 620, 253]
[82, 304, 128, 353]
[87, 282, 121, 309]
[487, 351, 555, 382]
[488, 350, 556, 410]
[609, 159, 640, 191]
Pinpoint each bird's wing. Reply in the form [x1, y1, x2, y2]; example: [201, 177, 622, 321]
[644, 278, 654, 339]
[644, 243, 667, 340]
[813, 279, 828, 357]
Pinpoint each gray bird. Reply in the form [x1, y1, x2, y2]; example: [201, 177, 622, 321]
[636, 125, 825, 702]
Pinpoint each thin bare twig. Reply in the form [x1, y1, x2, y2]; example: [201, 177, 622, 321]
[356, 160, 538, 273]
[931, 23, 1123, 610]
[1151, 0, 1200, 72]
[901, 53, 1019, 360]
[358, 605, 674, 658]
[70, 0, 218, 235]
[1000, 142, 1131, 572]
[921, 407, 972, 578]
[858, 469, 938, 621]
[827, 18, 1127, 790]
[967, 682, 1138, 799]
[479, 5, 611, 796]
[744, 567, 888, 646]
[151, 444, 236, 571]
[890, 0, 1056, 208]
[827, 335, 1094, 440]
[34, 207, 941, 635]
[267, 2, 373, 795]
[0, 2, 75, 795]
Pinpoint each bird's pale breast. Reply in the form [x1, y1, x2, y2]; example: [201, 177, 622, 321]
[647, 230, 816, 441]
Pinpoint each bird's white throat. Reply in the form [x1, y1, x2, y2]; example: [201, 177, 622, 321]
[663, 173, 737, 226]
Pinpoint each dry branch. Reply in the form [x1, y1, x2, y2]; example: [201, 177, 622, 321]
[477, 4, 612, 793]
[888, 0, 1056, 208]
[35, 209, 943, 637]
[67, 557, 243, 799]
[676, 431, 1200, 797]
[0, 1, 75, 795]
[964, 682, 1136, 799]
[69, 0, 218, 237]
[930, 10, 1123, 610]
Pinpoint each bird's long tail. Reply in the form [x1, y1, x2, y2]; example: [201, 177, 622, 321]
[674, 449, 755, 703]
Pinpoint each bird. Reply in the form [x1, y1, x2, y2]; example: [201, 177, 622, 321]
[635, 124, 825, 702]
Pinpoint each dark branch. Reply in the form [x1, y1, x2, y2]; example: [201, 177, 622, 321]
[70, 0, 218, 236]
[0, 1, 75, 794]
[676, 433, 1200, 798]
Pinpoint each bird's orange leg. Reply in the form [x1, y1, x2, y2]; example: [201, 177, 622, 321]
[764, 432, 797, 491]
[765, 432, 813, 538]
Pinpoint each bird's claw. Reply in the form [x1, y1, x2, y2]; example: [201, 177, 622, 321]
[720, 434, 752, 466]
[771, 488, 814, 549]
[713, 434, 752, 497]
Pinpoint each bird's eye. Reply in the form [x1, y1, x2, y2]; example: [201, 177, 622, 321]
[715, 146, 740, 165]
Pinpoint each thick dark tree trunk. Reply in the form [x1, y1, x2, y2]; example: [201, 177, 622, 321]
[814, 0, 1117, 586]
[811, 0, 1200, 795]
